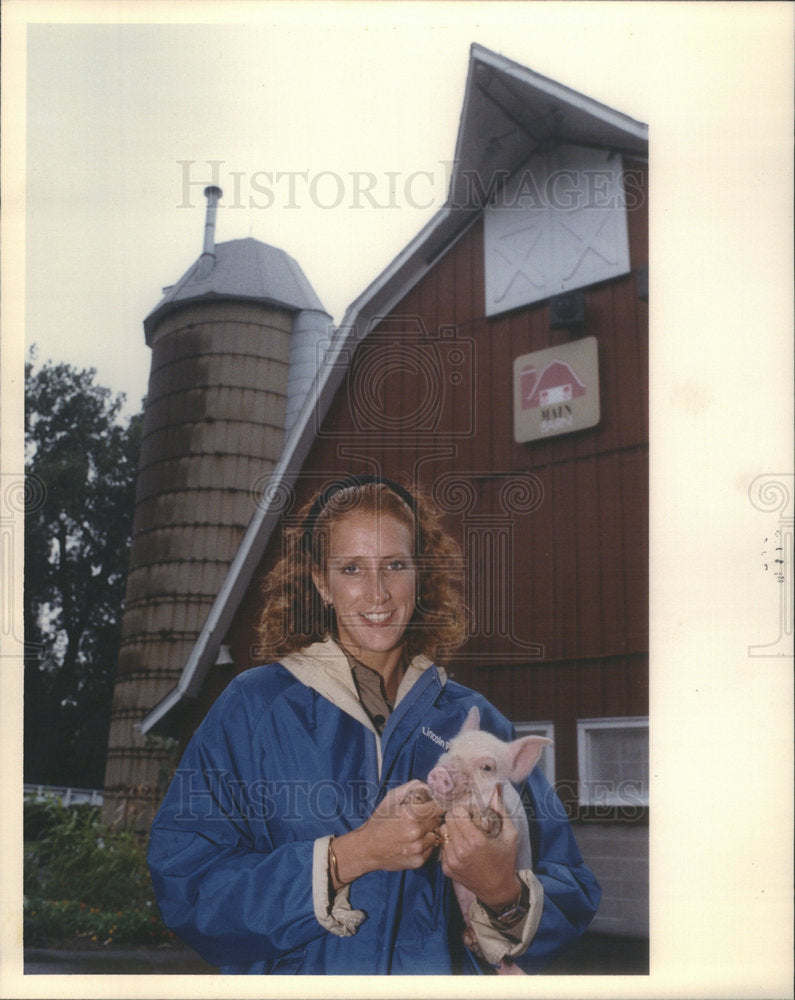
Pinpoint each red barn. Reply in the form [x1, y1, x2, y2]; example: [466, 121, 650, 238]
[140, 44, 648, 951]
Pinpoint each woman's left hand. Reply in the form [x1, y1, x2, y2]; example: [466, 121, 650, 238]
[439, 784, 522, 910]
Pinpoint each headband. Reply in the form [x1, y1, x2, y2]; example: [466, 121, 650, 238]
[302, 475, 417, 540]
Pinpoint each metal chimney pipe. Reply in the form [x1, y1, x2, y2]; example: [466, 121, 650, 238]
[202, 185, 223, 256]
[196, 186, 223, 279]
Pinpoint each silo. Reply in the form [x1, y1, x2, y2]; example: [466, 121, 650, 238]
[103, 188, 330, 825]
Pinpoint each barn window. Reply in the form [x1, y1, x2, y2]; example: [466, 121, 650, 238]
[514, 720, 555, 786]
[483, 144, 631, 317]
[577, 717, 649, 807]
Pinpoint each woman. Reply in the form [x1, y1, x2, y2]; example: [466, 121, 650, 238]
[148, 475, 600, 974]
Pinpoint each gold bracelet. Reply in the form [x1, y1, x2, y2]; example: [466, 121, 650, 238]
[328, 836, 350, 887]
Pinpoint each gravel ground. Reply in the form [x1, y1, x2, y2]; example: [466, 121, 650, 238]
[24, 942, 218, 975]
[23, 932, 648, 975]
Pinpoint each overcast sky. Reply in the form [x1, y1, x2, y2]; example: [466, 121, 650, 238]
[14, 2, 694, 417]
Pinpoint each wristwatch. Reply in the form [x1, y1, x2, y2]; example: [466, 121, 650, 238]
[481, 879, 530, 929]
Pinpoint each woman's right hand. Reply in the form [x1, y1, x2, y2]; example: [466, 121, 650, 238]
[330, 780, 443, 887]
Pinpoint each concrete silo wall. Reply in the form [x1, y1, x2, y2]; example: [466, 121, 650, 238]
[103, 299, 292, 824]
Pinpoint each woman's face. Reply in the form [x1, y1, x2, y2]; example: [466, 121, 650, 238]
[313, 509, 417, 674]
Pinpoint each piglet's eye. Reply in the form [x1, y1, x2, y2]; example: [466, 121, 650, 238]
[481, 763, 494, 773]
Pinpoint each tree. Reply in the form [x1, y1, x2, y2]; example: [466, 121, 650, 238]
[24, 352, 142, 788]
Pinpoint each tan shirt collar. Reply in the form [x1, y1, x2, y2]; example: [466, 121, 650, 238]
[279, 638, 443, 730]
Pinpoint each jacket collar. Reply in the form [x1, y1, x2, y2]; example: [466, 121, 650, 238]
[279, 637, 446, 734]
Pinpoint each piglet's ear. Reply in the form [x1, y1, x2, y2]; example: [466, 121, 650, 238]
[460, 706, 480, 734]
[508, 736, 552, 782]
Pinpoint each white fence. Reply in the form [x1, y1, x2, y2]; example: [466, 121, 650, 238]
[24, 784, 104, 807]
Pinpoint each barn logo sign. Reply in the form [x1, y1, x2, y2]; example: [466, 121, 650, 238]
[513, 336, 600, 443]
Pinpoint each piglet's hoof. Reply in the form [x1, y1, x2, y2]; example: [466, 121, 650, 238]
[462, 928, 479, 952]
[470, 806, 502, 838]
[400, 786, 433, 805]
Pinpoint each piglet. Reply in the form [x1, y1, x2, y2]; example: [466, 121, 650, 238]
[426, 706, 550, 974]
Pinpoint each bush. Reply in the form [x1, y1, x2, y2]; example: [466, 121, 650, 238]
[23, 798, 64, 842]
[24, 796, 174, 947]
[23, 897, 175, 947]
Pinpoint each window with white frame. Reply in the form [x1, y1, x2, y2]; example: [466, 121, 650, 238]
[514, 721, 555, 787]
[577, 717, 649, 807]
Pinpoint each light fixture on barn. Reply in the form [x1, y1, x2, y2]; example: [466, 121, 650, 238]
[549, 289, 586, 340]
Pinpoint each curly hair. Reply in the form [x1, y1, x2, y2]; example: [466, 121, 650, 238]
[256, 479, 469, 664]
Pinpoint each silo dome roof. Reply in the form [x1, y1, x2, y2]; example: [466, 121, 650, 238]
[144, 237, 327, 342]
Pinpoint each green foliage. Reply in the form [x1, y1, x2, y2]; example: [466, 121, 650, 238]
[24, 348, 143, 786]
[23, 898, 174, 948]
[23, 798, 61, 843]
[25, 800, 149, 909]
[24, 797, 174, 946]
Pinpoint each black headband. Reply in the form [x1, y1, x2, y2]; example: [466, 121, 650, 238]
[303, 475, 417, 540]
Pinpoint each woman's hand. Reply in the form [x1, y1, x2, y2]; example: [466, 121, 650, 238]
[330, 780, 443, 887]
[440, 784, 521, 910]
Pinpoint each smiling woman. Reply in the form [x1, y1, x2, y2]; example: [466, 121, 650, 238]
[312, 510, 417, 700]
[257, 475, 468, 667]
[147, 476, 601, 975]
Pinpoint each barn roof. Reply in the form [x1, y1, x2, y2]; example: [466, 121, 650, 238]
[143, 237, 326, 343]
[139, 43, 648, 735]
[451, 43, 647, 205]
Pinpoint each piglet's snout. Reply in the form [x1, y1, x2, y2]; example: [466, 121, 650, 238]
[427, 765, 463, 800]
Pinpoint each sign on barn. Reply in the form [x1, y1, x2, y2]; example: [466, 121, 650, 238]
[513, 336, 600, 443]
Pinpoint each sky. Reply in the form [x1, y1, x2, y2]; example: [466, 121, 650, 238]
[16, 2, 667, 416]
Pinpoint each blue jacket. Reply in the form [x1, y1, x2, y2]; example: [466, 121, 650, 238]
[148, 641, 600, 974]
